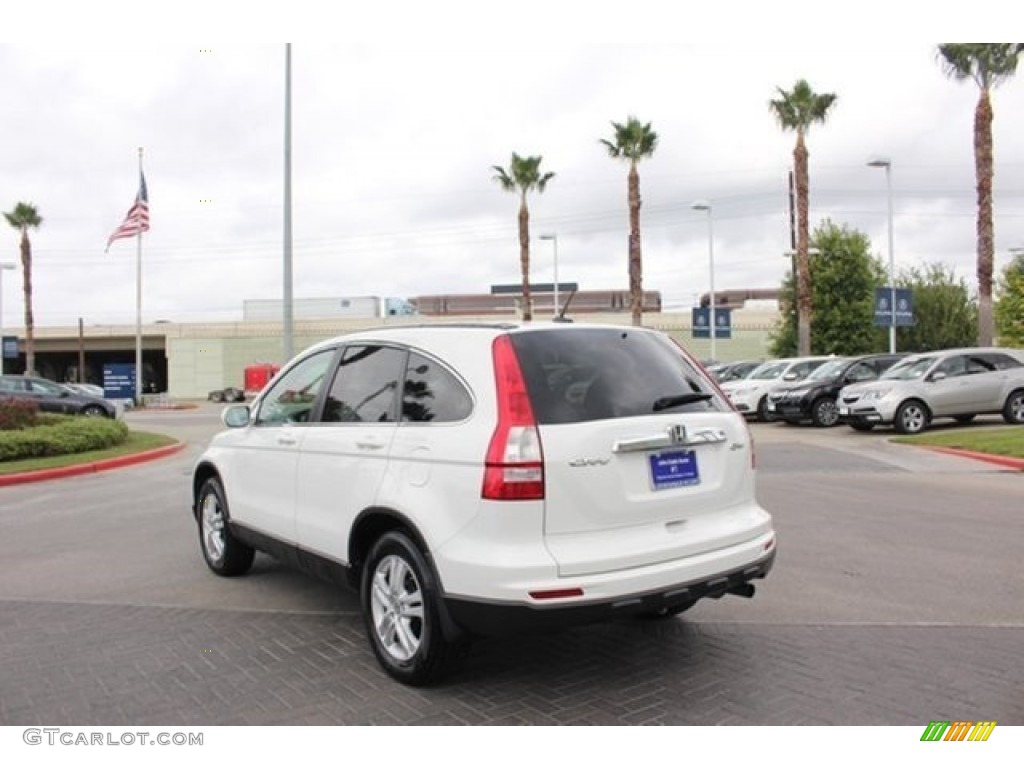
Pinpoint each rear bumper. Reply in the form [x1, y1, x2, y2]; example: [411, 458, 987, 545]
[444, 549, 776, 636]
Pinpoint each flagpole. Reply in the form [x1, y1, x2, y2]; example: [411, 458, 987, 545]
[283, 43, 294, 361]
[135, 146, 143, 406]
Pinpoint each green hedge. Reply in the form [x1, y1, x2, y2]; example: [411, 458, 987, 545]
[0, 416, 129, 462]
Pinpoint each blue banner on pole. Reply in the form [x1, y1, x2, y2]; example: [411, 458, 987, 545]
[2, 336, 17, 359]
[692, 307, 732, 339]
[874, 288, 915, 327]
[103, 364, 137, 400]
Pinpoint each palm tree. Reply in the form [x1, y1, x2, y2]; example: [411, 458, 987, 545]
[3, 202, 42, 375]
[937, 44, 1022, 347]
[600, 116, 658, 327]
[491, 153, 555, 322]
[769, 80, 837, 356]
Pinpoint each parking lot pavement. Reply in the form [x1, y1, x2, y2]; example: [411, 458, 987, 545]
[2, 599, 1020, 725]
[0, 409, 1021, 725]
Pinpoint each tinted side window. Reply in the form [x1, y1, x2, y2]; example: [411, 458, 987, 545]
[0, 378, 26, 393]
[978, 353, 1022, 371]
[845, 362, 877, 383]
[30, 379, 64, 395]
[934, 356, 968, 378]
[789, 360, 824, 379]
[255, 349, 335, 426]
[402, 352, 472, 423]
[872, 356, 904, 374]
[966, 355, 997, 374]
[511, 329, 722, 424]
[322, 345, 406, 423]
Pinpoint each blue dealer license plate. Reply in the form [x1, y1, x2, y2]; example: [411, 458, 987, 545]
[649, 450, 700, 490]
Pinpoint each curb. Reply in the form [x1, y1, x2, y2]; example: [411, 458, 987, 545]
[0, 441, 188, 487]
[919, 445, 1024, 471]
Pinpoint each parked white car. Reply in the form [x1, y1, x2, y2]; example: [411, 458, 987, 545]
[838, 347, 1024, 433]
[719, 356, 832, 421]
[191, 323, 776, 685]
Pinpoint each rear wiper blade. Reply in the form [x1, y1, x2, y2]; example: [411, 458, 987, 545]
[652, 392, 713, 411]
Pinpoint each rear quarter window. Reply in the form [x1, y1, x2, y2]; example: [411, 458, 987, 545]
[402, 351, 472, 423]
[510, 328, 724, 424]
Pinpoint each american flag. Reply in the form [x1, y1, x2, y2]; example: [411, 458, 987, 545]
[106, 171, 150, 250]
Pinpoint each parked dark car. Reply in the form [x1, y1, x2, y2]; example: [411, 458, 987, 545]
[0, 374, 119, 418]
[766, 353, 907, 427]
[709, 359, 763, 384]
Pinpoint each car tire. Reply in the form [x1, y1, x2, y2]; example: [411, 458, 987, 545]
[1003, 389, 1024, 425]
[894, 400, 929, 435]
[362, 530, 461, 686]
[848, 420, 874, 432]
[953, 414, 976, 424]
[810, 397, 840, 428]
[196, 477, 254, 577]
[757, 396, 772, 422]
[81, 404, 107, 417]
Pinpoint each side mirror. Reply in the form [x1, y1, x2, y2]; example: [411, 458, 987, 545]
[222, 404, 251, 428]
[783, 372, 800, 381]
[929, 371, 947, 383]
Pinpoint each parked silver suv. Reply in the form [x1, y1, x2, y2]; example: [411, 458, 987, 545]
[838, 347, 1024, 433]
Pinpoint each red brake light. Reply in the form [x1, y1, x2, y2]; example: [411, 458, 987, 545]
[482, 335, 545, 501]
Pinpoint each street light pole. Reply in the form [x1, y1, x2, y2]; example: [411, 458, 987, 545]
[690, 201, 716, 362]
[868, 157, 896, 353]
[539, 233, 559, 318]
[0, 262, 15, 375]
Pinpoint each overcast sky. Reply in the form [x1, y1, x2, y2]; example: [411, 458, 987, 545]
[1, 8, 1021, 329]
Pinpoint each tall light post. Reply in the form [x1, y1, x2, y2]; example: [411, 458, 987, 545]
[690, 200, 716, 362]
[868, 157, 896, 353]
[0, 262, 15, 375]
[539, 233, 559, 318]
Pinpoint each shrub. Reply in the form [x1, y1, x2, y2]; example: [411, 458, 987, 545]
[0, 415, 129, 462]
[0, 399, 40, 431]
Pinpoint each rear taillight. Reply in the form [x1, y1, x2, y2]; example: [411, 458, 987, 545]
[482, 335, 545, 501]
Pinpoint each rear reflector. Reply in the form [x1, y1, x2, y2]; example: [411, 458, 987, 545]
[528, 588, 584, 600]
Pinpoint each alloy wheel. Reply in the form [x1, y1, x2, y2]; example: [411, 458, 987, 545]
[370, 554, 425, 663]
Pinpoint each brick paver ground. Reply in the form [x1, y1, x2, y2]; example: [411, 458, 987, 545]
[2, 599, 1019, 725]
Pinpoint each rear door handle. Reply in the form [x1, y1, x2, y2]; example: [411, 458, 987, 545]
[356, 441, 386, 450]
[277, 437, 297, 446]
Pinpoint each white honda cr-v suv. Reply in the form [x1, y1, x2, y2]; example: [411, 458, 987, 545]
[191, 323, 776, 685]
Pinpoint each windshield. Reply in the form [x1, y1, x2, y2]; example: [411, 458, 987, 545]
[881, 356, 935, 381]
[748, 361, 788, 380]
[805, 359, 848, 381]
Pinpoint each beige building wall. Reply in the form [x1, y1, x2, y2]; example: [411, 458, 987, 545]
[7, 307, 783, 399]
[164, 310, 779, 399]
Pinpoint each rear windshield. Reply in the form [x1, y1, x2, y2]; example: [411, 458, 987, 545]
[510, 328, 725, 424]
